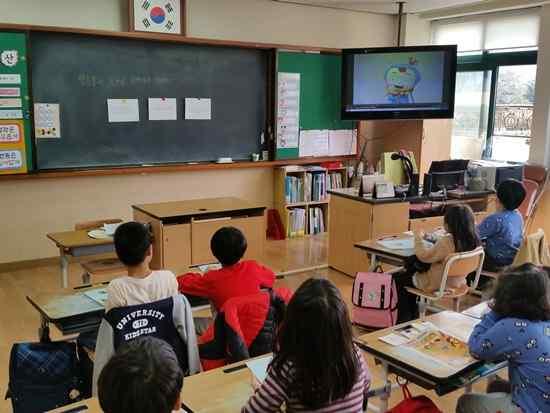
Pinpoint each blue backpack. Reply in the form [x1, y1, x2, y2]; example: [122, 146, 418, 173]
[6, 341, 84, 412]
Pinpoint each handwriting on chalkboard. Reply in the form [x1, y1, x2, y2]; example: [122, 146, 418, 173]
[77, 73, 171, 88]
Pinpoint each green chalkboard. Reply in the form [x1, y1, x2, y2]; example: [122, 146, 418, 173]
[276, 52, 354, 159]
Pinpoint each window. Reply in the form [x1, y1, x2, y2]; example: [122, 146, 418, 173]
[433, 8, 540, 52]
[451, 71, 491, 159]
[492, 65, 536, 162]
[433, 9, 539, 162]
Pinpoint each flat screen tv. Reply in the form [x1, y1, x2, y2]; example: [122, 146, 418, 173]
[341, 45, 457, 120]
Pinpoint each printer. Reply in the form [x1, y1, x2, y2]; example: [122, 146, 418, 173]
[466, 160, 524, 191]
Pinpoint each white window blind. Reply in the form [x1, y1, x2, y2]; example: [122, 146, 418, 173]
[432, 8, 540, 52]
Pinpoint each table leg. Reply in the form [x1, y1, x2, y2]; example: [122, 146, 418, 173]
[379, 361, 390, 412]
[60, 248, 69, 289]
[369, 253, 379, 272]
[38, 315, 51, 343]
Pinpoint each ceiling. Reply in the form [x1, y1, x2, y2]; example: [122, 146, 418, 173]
[274, 0, 492, 14]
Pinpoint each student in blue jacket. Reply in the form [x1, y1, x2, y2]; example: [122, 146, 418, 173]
[456, 264, 550, 413]
[478, 179, 526, 271]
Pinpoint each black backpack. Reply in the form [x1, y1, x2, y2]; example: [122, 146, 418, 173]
[6, 341, 84, 412]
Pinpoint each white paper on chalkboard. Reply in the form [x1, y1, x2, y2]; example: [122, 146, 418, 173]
[148, 98, 177, 121]
[185, 98, 211, 120]
[107, 99, 140, 123]
[34, 103, 61, 138]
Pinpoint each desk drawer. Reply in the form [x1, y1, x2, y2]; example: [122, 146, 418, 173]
[409, 216, 444, 233]
[191, 215, 265, 265]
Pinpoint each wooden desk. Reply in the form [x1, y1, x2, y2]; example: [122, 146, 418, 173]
[48, 355, 263, 413]
[27, 287, 210, 342]
[133, 197, 266, 274]
[329, 188, 495, 276]
[49, 397, 102, 412]
[355, 236, 415, 271]
[355, 311, 506, 412]
[47, 231, 116, 288]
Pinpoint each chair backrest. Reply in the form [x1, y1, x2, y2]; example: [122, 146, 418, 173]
[444, 247, 485, 278]
[513, 228, 550, 267]
[75, 218, 123, 231]
[103, 296, 188, 374]
[524, 164, 548, 186]
[438, 247, 485, 294]
[518, 179, 539, 221]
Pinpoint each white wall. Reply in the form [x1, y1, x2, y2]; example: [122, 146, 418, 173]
[530, 4, 550, 167]
[0, 0, 396, 264]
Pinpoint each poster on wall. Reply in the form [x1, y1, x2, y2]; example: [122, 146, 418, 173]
[276, 73, 300, 149]
[0, 32, 31, 174]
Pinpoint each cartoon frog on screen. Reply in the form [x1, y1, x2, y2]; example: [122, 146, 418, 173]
[384, 57, 421, 104]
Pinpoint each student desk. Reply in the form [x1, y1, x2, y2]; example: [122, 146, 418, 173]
[355, 311, 506, 412]
[27, 286, 210, 342]
[133, 197, 266, 274]
[355, 235, 415, 271]
[47, 231, 116, 289]
[328, 188, 495, 276]
[48, 355, 263, 413]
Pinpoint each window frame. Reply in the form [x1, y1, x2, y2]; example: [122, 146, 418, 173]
[456, 50, 537, 159]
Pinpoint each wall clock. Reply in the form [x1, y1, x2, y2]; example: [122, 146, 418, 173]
[129, 0, 186, 35]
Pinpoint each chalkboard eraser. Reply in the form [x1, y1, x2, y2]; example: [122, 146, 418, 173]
[187, 162, 199, 165]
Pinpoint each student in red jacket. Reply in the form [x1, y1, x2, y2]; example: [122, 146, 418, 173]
[178, 226, 276, 313]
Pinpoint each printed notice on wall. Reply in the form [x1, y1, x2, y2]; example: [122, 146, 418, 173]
[299, 130, 329, 157]
[0, 87, 20, 97]
[0, 98, 22, 108]
[0, 150, 22, 170]
[0, 123, 21, 143]
[0, 74, 21, 84]
[184, 98, 211, 120]
[277, 73, 300, 148]
[34, 103, 61, 138]
[107, 98, 140, 123]
[0, 109, 22, 119]
[148, 98, 177, 121]
[328, 130, 357, 156]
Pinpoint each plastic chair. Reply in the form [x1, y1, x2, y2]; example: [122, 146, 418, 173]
[406, 247, 485, 317]
[518, 179, 539, 222]
[76, 219, 126, 284]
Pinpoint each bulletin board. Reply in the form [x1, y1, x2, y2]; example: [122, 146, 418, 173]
[0, 32, 32, 174]
[276, 51, 355, 160]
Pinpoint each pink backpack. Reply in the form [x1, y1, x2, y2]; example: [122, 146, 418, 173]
[352, 269, 398, 329]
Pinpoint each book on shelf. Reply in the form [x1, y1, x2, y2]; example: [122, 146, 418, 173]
[285, 175, 303, 204]
[287, 208, 306, 238]
[308, 207, 325, 235]
[328, 172, 344, 190]
[304, 171, 326, 202]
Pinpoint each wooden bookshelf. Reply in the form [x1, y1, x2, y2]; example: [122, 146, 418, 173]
[274, 165, 349, 238]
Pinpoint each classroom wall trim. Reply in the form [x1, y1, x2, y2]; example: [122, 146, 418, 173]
[0, 155, 354, 182]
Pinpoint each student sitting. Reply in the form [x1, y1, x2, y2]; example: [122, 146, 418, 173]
[456, 264, 550, 413]
[106, 221, 179, 311]
[478, 179, 526, 271]
[98, 336, 184, 413]
[177, 226, 275, 317]
[395, 204, 481, 322]
[241, 278, 371, 413]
